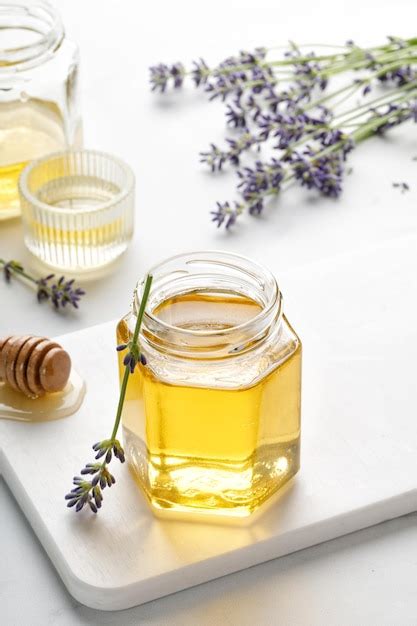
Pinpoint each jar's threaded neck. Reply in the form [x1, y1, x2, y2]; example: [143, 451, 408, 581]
[0, 1, 63, 69]
[132, 251, 282, 359]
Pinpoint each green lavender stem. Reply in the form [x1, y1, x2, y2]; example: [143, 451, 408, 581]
[233, 97, 415, 220]
[65, 274, 153, 513]
[0, 258, 85, 310]
[110, 274, 153, 441]
[0, 258, 37, 285]
[187, 39, 417, 83]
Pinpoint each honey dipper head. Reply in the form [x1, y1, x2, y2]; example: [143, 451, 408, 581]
[39, 347, 71, 393]
[0, 335, 71, 398]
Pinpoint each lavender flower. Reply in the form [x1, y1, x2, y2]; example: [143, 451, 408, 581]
[211, 201, 243, 228]
[378, 65, 416, 87]
[66, 275, 153, 514]
[226, 103, 247, 128]
[191, 58, 210, 87]
[373, 101, 417, 134]
[116, 330, 147, 373]
[199, 144, 227, 171]
[1, 258, 85, 312]
[37, 275, 86, 310]
[237, 159, 284, 204]
[314, 128, 353, 154]
[288, 146, 350, 198]
[150, 37, 417, 230]
[204, 74, 244, 101]
[225, 94, 262, 127]
[200, 131, 258, 170]
[149, 62, 185, 92]
[170, 62, 186, 88]
[285, 46, 327, 99]
[264, 87, 297, 113]
[65, 441, 123, 513]
[258, 110, 326, 149]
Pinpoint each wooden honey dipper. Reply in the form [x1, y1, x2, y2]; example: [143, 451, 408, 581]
[0, 335, 71, 399]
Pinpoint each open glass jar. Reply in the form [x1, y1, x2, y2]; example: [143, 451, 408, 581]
[0, 0, 81, 220]
[117, 252, 302, 518]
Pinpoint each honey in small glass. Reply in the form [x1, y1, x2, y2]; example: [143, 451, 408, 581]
[117, 252, 302, 519]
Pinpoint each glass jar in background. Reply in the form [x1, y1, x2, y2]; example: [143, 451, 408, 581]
[117, 252, 302, 519]
[0, 0, 81, 220]
[19, 150, 135, 272]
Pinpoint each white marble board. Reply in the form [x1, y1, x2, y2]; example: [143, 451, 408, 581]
[1, 236, 417, 611]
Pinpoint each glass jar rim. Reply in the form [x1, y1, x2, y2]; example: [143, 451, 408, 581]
[18, 149, 135, 216]
[0, 0, 64, 69]
[134, 251, 282, 358]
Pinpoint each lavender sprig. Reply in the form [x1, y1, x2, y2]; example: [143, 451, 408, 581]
[65, 274, 153, 514]
[226, 97, 415, 223]
[150, 63, 185, 92]
[200, 131, 258, 170]
[151, 36, 417, 229]
[150, 38, 417, 99]
[0, 259, 85, 311]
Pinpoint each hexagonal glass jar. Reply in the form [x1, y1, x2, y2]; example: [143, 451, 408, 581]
[117, 252, 302, 518]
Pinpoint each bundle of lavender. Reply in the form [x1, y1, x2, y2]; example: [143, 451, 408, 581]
[150, 37, 417, 228]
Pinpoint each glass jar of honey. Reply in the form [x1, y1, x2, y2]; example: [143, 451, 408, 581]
[117, 251, 302, 518]
[0, 0, 82, 220]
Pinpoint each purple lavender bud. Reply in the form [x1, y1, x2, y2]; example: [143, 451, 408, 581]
[200, 144, 226, 172]
[191, 58, 209, 87]
[226, 213, 237, 229]
[249, 199, 264, 215]
[35, 273, 85, 310]
[226, 103, 247, 128]
[149, 62, 185, 92]
[170, 62, 185, 89]
[93, 492, 102, 509]
[210, 201, 228, 227]
[93, 486, 102, 503]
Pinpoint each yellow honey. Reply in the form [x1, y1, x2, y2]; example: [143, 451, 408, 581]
[0, 100, 68, 219]
[117, 284, 301, 518]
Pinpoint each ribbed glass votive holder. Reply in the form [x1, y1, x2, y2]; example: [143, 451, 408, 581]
[19, 150, 135, 272]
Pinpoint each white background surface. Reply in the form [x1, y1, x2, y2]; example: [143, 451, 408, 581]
[1, 0, 417, 624]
